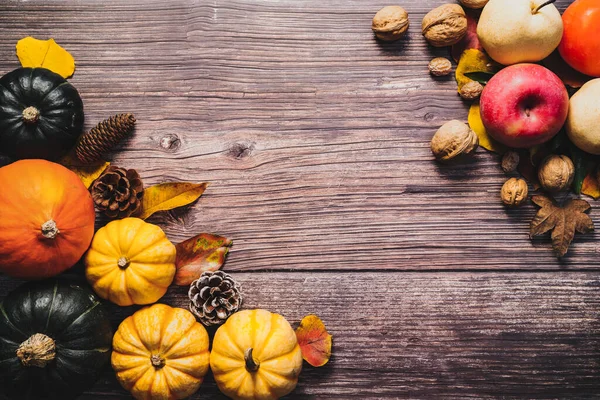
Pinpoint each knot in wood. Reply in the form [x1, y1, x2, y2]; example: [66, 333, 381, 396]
[228, 142, 254, 159]
[159, 134, 181, 151]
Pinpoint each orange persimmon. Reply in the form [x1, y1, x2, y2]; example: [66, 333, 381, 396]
[559, 0, 600, 77]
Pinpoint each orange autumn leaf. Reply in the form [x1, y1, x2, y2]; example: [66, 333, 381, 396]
[174, 233, 232, 286]
[295, 315, 332, 367]
[582, 171, 600, 200]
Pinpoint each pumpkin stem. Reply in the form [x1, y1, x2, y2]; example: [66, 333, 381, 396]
[22, 106, 40, 124]
[532, 0, 556, 13]
[151, 355, 166, 369]
[244, 348, 260, 372]
[41, 219, 60, 239]
[16, 333, 56, 368]
[117, 256, 130, 269]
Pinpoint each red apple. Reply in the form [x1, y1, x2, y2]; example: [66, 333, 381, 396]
[479, 64, 569, 148]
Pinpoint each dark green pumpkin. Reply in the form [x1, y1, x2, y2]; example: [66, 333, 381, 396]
[0, 67, 84, 161]
[0, 279, 113, 400]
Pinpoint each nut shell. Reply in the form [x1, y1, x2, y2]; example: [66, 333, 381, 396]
[501, 177, 528, 207]
[459, 0, 488, 9]
[459, 80, 484, 100]
[372, 6, 409, 41]
[431, 120, 478, 162]
[538, 155, 574, 192]
[422, 4, 467, 47]
[429, 57, 452, 76]
[501, 151, 520, 174]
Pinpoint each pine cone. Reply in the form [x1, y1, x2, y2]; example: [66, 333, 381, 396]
[75, 113, 136, 164]
[91, 166, 144, 219]
[189, 271, 242, 326]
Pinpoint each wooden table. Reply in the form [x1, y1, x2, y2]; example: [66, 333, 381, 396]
[2, 0, 599, 398]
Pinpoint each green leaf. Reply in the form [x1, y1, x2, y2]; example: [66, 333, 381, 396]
[463, 71, 495, 85]
[570, 143, 589, 194]
[548, 130, 567, 153]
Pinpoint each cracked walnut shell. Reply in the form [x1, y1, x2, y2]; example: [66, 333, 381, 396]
[422, 4, 467, 47]
[501, 151, 520, 174]
[459, 80, 483, 100]
[431, 120, 478, 162]
[459, 0, 488, 9]
[429, 57, 452, 76]
[372, 6, 409, 41]
[538, 155, 574, 192]
[501, 178, 528, 207]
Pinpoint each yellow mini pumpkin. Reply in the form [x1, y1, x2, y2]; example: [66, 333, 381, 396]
[112, 304, 210, 400]
[85, 217, 176, 306]
[210, 309, 303, 400]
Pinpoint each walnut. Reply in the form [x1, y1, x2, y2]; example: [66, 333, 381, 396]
[422, 4, 467, 47]
[431, 120, 478, 162]
[429, 57, 452, 76]
[459, 80, 484, 100]
[458, 0, 488, 9]
[501, 178, 528, 207]
[372, 6, 409, 42]
[501, 151, 520, 174]
[538, 155, 574, 192]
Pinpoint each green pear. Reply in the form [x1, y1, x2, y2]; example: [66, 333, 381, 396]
[477, 0, 563, 65]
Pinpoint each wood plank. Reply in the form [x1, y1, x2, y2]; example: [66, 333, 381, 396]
[2, 271, 599, 398]
[0, 0, 592, 272]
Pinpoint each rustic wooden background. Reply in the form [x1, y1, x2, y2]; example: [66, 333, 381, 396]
[2, 0, 599, 398]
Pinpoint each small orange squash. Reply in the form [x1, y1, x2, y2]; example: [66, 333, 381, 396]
[0, 159, 95, 279]
[112, 304, 210, 400]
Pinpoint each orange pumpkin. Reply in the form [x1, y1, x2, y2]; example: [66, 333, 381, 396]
[0, 160, 95, 279]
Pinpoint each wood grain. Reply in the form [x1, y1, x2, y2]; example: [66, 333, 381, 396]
[1, 0, 598, 399]
[2, 272, 598, 399]
[0, 0, 591, 272]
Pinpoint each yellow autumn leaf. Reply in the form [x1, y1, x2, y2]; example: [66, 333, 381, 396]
[468, 101, 505, 154]
[455, 48, 497, 91]
[137, 182, 208, 220]
[59, 154, 110, 188]
[16, 37, 75, 79]
[581, 171, 600, 200]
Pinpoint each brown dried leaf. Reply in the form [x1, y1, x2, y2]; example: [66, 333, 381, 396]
[136, 182, 208, 220]
[295, 315, 332, 367]
[530, 195, 594, 257]
[174, 233, 232, 286]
